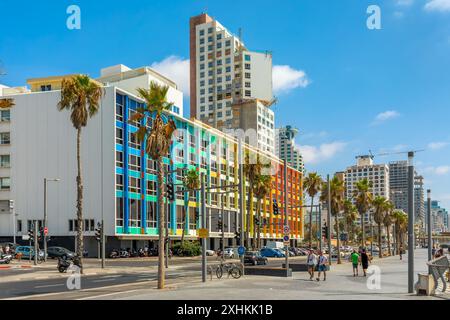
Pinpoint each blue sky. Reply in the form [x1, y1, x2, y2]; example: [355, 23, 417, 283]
[1, 0, 450, 209]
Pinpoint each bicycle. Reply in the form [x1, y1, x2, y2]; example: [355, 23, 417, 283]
[215, 261, 242, 279]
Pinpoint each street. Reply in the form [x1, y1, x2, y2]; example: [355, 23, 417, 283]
[1, 249, 446, 300]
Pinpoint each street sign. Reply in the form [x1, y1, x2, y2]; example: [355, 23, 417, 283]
[22, 235, 30, 241]
[283, 225, 290, 235]
[198, 228, 209, 239]
[238, 246, 245, 255]
[43, 227, 48, 236]
[283, 235, 290, 244]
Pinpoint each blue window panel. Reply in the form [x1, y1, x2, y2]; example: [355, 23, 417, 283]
[129, 99, 137, 110]
[116, 167, 124, 175]
[129, 148, 141, 157]
[129, 170, 140, 178]
[116, 121, 124, 128]
[146, 174, 157, 181]
[123, 95, 130, 233]
[245, 54, 251, 61]
[116, 144, 124, 152]
[116, 93, 124, 105]
[128, 192, 141, 200]
[116, 191, 123, 198]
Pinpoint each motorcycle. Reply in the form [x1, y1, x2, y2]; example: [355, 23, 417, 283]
[119, 248, 129, 258]
[109, 249, 119, 259]
[137, 248, 145, 257]
[57, 256, 82, 273]
[0, 254, 13, 264]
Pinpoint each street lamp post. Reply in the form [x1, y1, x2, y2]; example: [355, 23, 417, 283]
[283, 159, 289, 277]
[44, 178, 60, 262]
[407, 152, 415, 293]
[427, 189, 432, 262]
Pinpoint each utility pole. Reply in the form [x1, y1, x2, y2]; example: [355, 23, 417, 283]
[327, 175, 332, 265]
[221, 193, 225, 254]
[284, 159, 289, 276]
[318, 204, 322, 252]
[238, 139, 245, 275]
[201, 173, 207, 282]
[407, 151, 415, 293]
[427, 189, 432, 262]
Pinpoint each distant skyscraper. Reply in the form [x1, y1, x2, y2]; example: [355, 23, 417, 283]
[275, 126, 304, 173]
[430, 200, 449, 233]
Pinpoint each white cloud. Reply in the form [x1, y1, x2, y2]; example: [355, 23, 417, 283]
[372, 110, 401, 125]
[272, 65, 310, 94]
[424, 0, 450, 12]
[151, 56, 190, 96]
[428, 141, 449, 150]
[423, 165, 450, 175]
[298, 142, 347, 164]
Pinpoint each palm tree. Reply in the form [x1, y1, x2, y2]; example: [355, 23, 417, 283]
[383, 201, 395, 256]
[320, 177, 345, 264]
[181, 168, 200, 246]
[58, 75, 103, 272]
[243, 152, 269, 249]
[392, 209, 407, 255]
[372, 196, 388, 258]
[303, 172, 322, 249]
[353, 179, 373, 248]
[0, 98, 14, 109]
[128, 81, 176, 289]
[253, 174, 272, 249]
[343, 199, 358, 245]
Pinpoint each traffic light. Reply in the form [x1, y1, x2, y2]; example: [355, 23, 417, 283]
[95, 222, 102, 242]
[28, 229, 34, 240]
[272, 200, 280, 216]
[166, 182, 175, 201]
[217, 220, 223, 230]
[234, 231, 240, 239]
[322, 224, 328, 239]
[38, 227, 44, 241]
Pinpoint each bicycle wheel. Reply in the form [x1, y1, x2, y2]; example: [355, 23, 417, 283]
[216, 266, 223, 279]
[230, 266, 242, 279]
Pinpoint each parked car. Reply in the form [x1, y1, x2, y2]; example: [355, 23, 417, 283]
[223, 248, 236, 259]
[15, 246, 46, 260]
[47, 247, 75, 260]
[260, 247, 284, 258]
[244, 251, 268, 266]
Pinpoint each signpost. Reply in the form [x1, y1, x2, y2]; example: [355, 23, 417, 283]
[198, 228, 209, 239]
[238, 246, 245, 256]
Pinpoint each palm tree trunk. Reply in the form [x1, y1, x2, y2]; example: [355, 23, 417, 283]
[360, 210, 365, 248]
[378, 223, 382, 259]
[254, 200, 260, 249]
[247, 188, 253, 249]
[386, 225, 391, 256]
[257, 200, 262, 250]
[76, 128, 84, 273]
[336, 213, 341, 264]
[157, 158, 165, 289]
[309, 196, 314, 249]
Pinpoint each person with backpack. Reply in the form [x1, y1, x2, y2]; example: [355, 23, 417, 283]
[360, 248, 370, 276]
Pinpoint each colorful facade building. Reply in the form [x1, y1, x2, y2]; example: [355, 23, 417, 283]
[0, 67, 303, 254]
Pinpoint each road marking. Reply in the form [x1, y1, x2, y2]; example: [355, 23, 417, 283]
[35, 284, 65, 289]
[100, 275, 122, 279]
[76, 289, 142, 300]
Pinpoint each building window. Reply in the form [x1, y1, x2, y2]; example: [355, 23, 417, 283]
[17, 219, 22, 233]
[116, 127, 123, 145]
[116, 151, 123, 168]
[129, 132, 141, 150]
[129, 176, 141, 193]
[199, 29, 204, 36]
[84, 219, 95, 232]
[0, 155, 10, 168]
[129, 155, 141, 172]
[0, 110, 10, 122]
[40, 85, 52, 91]
[0, 132, 10, 145]
[128, 199, 141, 228]
[225, 40, 231, 47]
[146, 180, 157, 196]
[116, 94, 124, 121]
[245, 54, 251, 61]
[116, 198, 124, 227]
[0, 177, 10, 190]
[245, 63, 251, 70]
[116, 174, 123, 191]
[146, 201, 157, 228]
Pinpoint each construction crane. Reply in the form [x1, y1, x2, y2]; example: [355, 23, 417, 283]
[374, 149, 425, 158]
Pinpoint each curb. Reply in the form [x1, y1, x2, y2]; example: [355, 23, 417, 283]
[0, 265, 34, 270]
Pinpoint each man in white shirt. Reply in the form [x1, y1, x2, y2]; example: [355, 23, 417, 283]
[306, 249, 317, 280]
[316, 251, 328, 281]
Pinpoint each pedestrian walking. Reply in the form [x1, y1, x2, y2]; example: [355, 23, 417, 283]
[306, 249, 317, 281]
[399, 245, 404, 260]
[351, 250, 360, 277]
[360, 249, 370, 277]
[4, 245, 10, 254]
[316, 251, 328, 281]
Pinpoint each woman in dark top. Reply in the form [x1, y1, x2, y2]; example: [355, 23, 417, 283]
[360, 249, 370, 276]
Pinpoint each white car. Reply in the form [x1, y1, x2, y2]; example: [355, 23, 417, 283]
[223, 248, 235, 259]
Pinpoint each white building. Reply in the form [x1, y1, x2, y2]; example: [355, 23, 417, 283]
[189, 13, 274, 153]
[345, 156, 390, 224]
[275, 126, 304, 173]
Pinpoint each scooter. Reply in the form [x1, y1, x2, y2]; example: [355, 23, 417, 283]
[0, 254, 13, 264]
[109, 249, 119, 259]
[57, 256, 82, 273]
